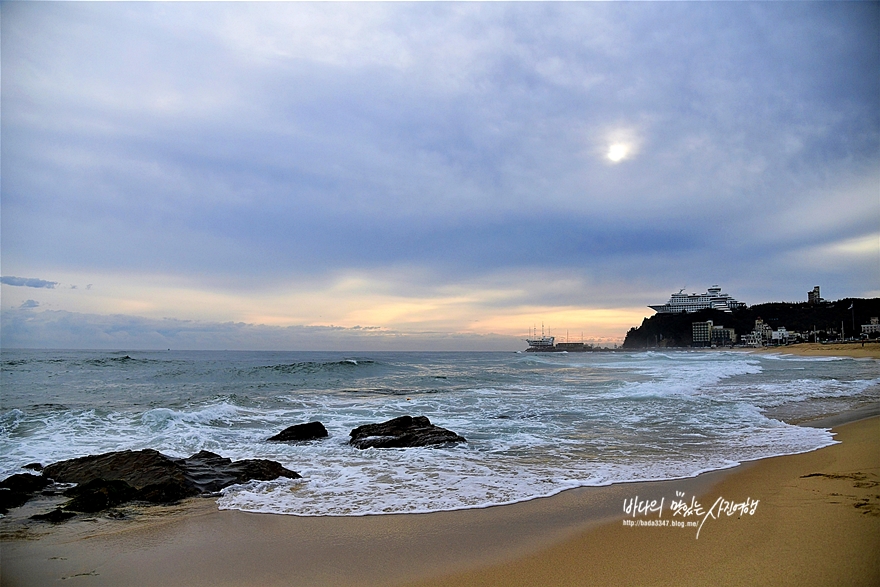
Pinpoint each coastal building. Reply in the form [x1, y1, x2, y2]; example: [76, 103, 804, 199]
[741, 319, 771, 347]
[742, 319, 789, 347]
[650, 285, 746, 314]
[754, 318, 773, 343]
[808, 286, 822, 304]
[692, 320, 737, 347]
[692, 321, 713, 347]
[771, 327, 790, 345]
[862, 317, 880, 336]
[712, 326, 737, 346]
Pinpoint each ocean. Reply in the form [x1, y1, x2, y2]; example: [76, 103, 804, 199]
[2, 349, 878, 516]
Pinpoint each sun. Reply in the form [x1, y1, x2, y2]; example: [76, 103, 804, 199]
[607, 143, 629, 163]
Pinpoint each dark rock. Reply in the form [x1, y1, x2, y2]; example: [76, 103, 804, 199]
[175, 451, 241, 494]
[0, 489, 31, 514]
[0, 473, 50, 494]
[136, 480, 197, 504]
[229, 459, 301, 483]
[31, 508, 77, 524]
[268, 421, 328, 442]
[227, 458, 301, 484]
[349, 415, 466, 449]
[176, 450, 301, 493]
[2, 449, 299, 516]
[63, 479, 138, 512]
[0, 473, 50, 514]
[23, 463, 43, 472]
[35, 448, 300, 514]
[43, 449, 190, 492]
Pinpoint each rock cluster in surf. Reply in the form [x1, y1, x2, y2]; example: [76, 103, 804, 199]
[1, 449, 300, 518]
[264, 415, 467, 449]
[267, 421, 329, 442]
[3, 415, 466, 522]
[349, 415, 467, 449]
[0, 473, 51, 513]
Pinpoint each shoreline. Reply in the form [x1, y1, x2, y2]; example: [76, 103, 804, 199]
[408, 413, 879, 587]
[2, 408, 877, 587]
[751, 341, 880, 359]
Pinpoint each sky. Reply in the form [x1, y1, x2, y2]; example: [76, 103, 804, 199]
[1, 1, 878, 350]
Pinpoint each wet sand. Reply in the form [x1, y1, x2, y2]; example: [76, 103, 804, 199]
[2, 412, 877, 587]
[408, 414, 879, 587]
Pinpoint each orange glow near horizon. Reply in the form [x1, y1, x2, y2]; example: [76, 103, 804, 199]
[0, 270, 651, 345]
[462, 307, 649, 342]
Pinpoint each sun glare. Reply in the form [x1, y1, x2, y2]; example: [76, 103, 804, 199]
[607, 143, 628, 162]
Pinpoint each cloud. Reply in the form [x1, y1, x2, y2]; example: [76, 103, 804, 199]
[784, 233, 880, 273]
[0, 276, 59, 289]
[0, 2, 877, 347]
[0, 309, 523, 351]
[19, 300, 40, 309]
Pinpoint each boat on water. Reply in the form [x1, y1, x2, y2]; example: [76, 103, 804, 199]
[525, 337, 594, 352]
[524, 325, 592, 352]
[525, 325, 562, 352]
[525, 334, 556, 351]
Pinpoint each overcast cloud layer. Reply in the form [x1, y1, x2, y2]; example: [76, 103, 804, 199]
[2, 2, 878, 349]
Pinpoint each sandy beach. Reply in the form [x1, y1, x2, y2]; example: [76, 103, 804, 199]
[1, 410, 877, 587]
[410, 413, 880, 587]
[753, 342, 880, 360]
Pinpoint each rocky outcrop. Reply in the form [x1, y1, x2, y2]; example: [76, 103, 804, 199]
[42, 449, 194, 498]
[175, 450, 301, 493]
[43, 449, 300, 497]
[267, 421, 328, 442]
[30, 508, 76, 523]
[349, 416, 466, 449]
[4, 449, 301, 518]
[63, 478, 139, 512]
[0, 473, 50, 514]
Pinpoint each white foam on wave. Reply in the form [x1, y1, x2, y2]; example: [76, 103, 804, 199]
[759, 353, 848, 362]
[214, 390, 839, 516]
[711, 376, 880, 408]
[217, 417, 837, 516]
[608, 355, 761, 384]
[0, 400, 303, 476]
[141, 403, 244, 429]
[0, 408, 138, 477]
[1, 349, 874, 515]
[0, 409, 25, 435]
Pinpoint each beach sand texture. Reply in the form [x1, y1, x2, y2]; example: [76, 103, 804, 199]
[755, 342, 880, 360]
[2, 414, 877, 587]
[411, 414, 880, 587]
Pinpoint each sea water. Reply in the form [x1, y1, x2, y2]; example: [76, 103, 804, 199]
[1, 349, 878, 516]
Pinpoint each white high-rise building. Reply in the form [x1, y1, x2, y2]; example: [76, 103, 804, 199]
[650, 286, 746, 314]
